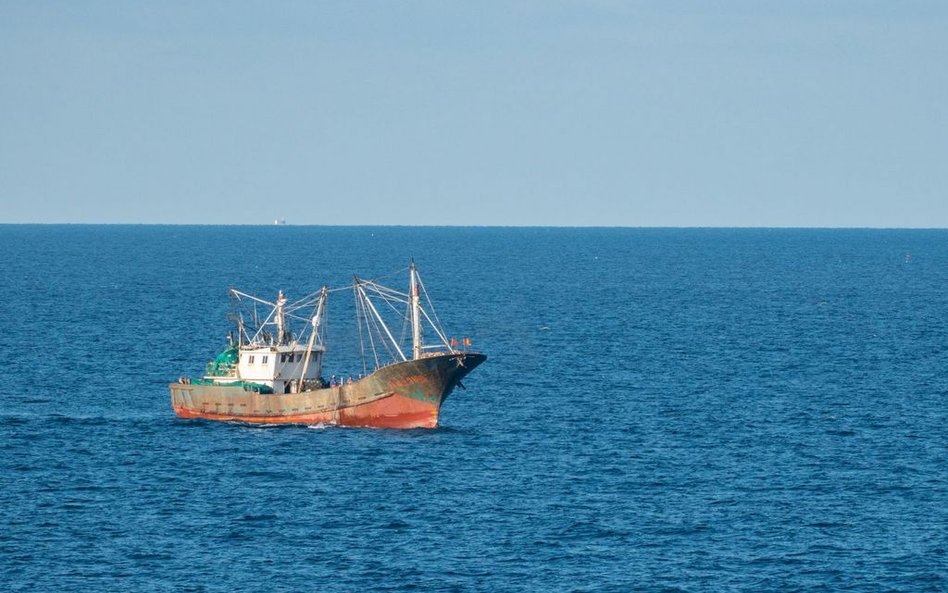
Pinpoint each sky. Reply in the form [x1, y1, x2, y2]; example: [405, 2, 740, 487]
[0, 1, 946, 226]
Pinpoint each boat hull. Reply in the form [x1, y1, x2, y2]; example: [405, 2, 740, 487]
[170, 352, 486, 429]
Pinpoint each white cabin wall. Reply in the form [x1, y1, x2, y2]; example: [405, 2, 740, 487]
[237, 347, 324, 388]
[272, 350, 323, 381]
[237, 350, 277, 386]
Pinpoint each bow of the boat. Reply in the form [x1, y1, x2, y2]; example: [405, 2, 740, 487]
[336, 351, 486, 428]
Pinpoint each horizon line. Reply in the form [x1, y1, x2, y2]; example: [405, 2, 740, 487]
[1, 222, 947, 231]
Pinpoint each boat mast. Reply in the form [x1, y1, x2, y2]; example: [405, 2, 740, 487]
[298, 286, 327, 386]
[410, 261, 422, 360]
[275, 290, 287, 345]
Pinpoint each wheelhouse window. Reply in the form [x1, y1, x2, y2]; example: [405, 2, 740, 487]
[248, 355, 255, 364]
[262, 355, 269, 364]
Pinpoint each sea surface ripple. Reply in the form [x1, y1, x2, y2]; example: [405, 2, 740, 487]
[1, 226, 946, 592]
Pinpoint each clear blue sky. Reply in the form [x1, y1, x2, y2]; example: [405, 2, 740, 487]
[1, 1, 946, 226]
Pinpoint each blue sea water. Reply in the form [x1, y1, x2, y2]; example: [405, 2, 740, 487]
[1, 225, 946, 592]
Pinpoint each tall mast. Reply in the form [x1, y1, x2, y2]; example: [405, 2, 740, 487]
[410, 261, 422, 360]
[275, 290, 287, 344]
[298, 286, 327, 385]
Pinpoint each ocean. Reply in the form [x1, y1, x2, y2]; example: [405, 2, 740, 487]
[1, 226, 946, 592]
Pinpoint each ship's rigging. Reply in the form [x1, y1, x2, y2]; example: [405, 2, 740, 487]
[226, 262, 459, 377]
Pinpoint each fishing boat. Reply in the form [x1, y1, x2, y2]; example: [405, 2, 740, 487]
[169, 262, 486, 429]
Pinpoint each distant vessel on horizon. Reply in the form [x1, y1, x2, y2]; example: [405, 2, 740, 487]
[273, 218, 286, 225]
[169, 262, 486, 429]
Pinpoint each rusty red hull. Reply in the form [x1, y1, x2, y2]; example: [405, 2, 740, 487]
[170, 352, 486, 429]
